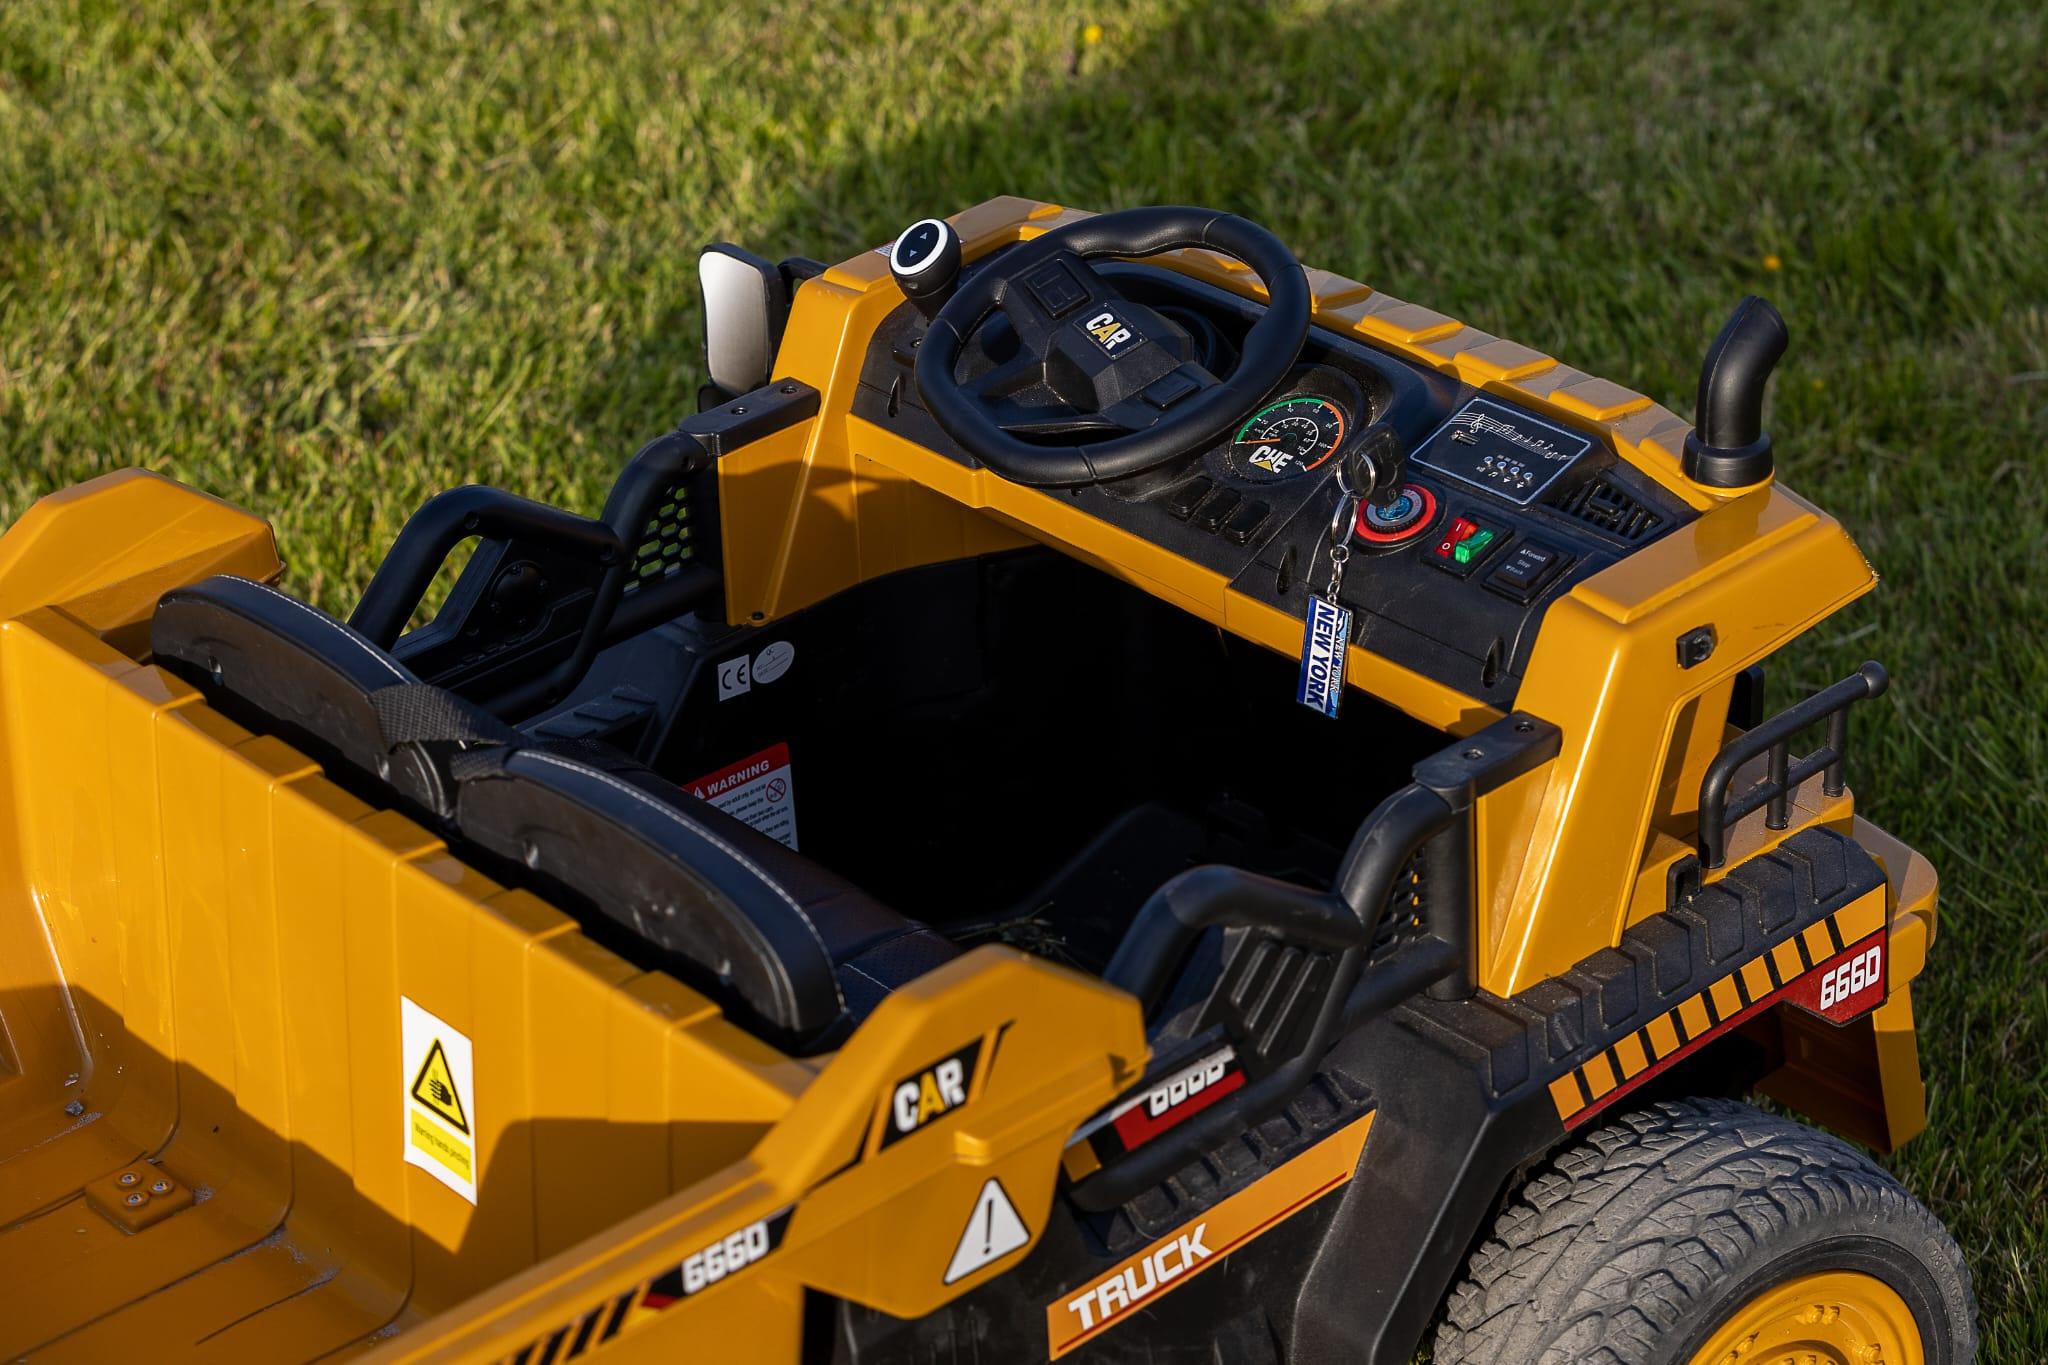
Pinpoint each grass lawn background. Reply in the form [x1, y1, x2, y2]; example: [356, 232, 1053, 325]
[2, 0, 2042, 1352]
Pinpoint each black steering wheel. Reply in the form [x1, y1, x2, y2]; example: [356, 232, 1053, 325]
[913, 206, 1311, 487]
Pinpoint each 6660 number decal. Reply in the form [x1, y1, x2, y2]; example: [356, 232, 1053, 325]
[1819, 941, 1884, 1013]
[682, 1218, 777, 1294]
[645, 1208, 794, 1307]
[1787, 931, 1888, 1025]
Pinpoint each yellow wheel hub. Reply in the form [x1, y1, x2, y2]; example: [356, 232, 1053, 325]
[1687, 1271, 1924, 1365]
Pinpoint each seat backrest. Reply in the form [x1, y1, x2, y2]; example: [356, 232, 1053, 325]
[150, 576, 955, 1052]
[453, 748, 955, 1048]
[151, 575, 516, 818]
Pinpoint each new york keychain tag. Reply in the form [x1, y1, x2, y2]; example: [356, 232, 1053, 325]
[1296, 481, 1360, 720]
[1296, 590, 1351, 719]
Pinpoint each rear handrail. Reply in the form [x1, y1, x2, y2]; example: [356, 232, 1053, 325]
[348, 431, 715, 717]
[345, 380, 819, 717]
[351, 486, 625, 648]
[349, 485, 629, 715]
[1697, 660, 1888, 870]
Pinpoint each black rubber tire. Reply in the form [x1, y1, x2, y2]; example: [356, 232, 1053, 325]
[1432, 1097, 1976, 1365]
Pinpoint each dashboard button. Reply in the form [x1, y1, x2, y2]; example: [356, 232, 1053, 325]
[1192, 487, 1241, 533]
[1354, 481, 1438, 547]
[1024, 262, 1087, 318]
[1223, 499, 1271, 545]
[1164, 477, 1212, 520]
[1141, 370, 1201, 409]
[1484, 541, 1568, 603]
[1425, 513, 1508, 577]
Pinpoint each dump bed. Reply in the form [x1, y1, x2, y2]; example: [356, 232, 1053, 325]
[0, 471, 1145, 1362]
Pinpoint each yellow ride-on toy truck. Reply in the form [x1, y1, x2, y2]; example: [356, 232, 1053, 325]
[0, 199, 1974, 1364]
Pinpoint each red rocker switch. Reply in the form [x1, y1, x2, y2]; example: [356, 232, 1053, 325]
[1425, 514, 1507, 577]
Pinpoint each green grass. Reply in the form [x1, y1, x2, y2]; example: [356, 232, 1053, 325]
[2, 0, 2043, 1352]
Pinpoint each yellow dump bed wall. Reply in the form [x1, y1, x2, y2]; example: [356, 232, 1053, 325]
[0, 478, 816, 1360]
[0, 472, 1149, 1365]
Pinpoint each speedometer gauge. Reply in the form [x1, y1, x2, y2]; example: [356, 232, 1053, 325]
[1226, 396, 1348, 482]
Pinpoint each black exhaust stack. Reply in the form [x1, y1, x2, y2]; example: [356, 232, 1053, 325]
[1683, 295, 1788, 489]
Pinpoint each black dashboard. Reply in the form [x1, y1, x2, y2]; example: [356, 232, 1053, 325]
[851, 255, 1693, 710]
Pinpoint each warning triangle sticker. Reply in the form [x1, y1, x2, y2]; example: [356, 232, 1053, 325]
[944, 1178, 1031, 1284]
[409, 1038, 470, 1134]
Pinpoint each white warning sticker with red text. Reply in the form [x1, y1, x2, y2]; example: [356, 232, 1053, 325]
[685, 742, 798, 850]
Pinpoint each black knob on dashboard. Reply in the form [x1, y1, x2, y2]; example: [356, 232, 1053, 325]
[889, 217, 963, 321]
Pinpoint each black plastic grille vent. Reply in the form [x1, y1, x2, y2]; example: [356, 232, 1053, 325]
[623, 480, 693, 596]
[1553, 475, 1662, 543]
[1371, 849, 1429, 961]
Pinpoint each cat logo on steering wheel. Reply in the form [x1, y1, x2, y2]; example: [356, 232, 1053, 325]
[1082, 310, 1143, 358]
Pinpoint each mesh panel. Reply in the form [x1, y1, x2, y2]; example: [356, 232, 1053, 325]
[623, 479, 693, 597]
[1371, 847, 1429, 960]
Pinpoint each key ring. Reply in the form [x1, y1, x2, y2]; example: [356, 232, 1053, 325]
[1337, 445, 1377, 499]
[1328, 487, 1359, 548]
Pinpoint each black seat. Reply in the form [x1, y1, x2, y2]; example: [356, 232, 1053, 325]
[151, 574, 957, 1050]
[150, 574, 513, 818]
[455, 747, 959, 1048]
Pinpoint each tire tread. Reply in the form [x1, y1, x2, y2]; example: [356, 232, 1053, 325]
[1431, 1097, 1976, 1365]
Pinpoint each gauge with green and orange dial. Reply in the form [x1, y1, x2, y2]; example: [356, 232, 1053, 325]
[1225, 395, 1348, 483]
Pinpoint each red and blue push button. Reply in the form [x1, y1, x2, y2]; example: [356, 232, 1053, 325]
[1354, 482, 1438, 546]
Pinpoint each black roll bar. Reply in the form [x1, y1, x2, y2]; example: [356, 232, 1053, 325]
[349, 486, 629, 713]
[351, 486, 626, 648]
[347, 380, 817, 715]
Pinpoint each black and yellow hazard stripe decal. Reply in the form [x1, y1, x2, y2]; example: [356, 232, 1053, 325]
[505, 1287, 638, 1365]
[502, 1207, 794, 1364]
[503, 1272, 717, 1365]
[1547, 885, 1887, 1127]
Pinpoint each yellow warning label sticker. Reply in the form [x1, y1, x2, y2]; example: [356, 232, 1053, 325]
[409, 1110, 475, 1182]
[400, 997, 477, 1204]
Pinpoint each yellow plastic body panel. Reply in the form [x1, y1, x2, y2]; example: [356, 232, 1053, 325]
[727, 196, 1891, 992]
[0, 469, 280, 652]
[1751, 813, 1939, 1154]
[1498, 486, 1879, 992]
[0, 474, 1147, 1360]
[384, 953, 1143, 1364]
